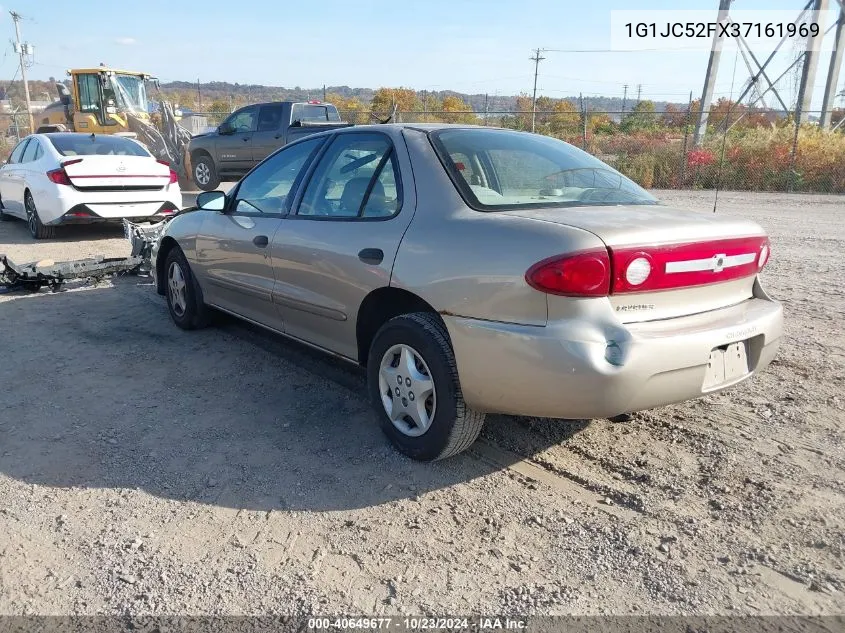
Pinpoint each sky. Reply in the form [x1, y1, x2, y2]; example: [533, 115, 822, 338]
[5, 0, 843, 109]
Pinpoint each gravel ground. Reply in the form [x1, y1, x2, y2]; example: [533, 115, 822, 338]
[0, 189, 842, 616]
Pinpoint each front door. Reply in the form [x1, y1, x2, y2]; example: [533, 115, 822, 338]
[269, 130, 416, 361]
[194, 136, 327, 330]
[251, 103, 284, 163]
[217, 106, 257, 172]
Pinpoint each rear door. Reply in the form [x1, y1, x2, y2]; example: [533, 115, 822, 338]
[268, 130, 417, 360]
[0, 138, 29, 215]
[251, 104, 284, 163]
[194, 136, 326, 329]
[217, 106, 257, 171]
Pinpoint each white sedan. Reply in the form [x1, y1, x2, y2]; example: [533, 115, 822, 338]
[0, 133, 182, 239]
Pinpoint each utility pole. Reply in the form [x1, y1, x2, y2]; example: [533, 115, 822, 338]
[636, 84, 642, 104]
[10, 11, 34, 134]
[796, 0, 828, 125]
[197, 79, 202, 109]
[483, 93, 489, 126]
[530, 47, 546, 133]
[694, 0, 733, 145]
[820, 3, 843, 129]
[322, 84, 326, 101]
[621, 84, 629, 116]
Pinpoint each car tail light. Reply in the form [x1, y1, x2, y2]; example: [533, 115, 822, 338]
[758, 238, 770, 271]
[157, 159, 178, 184]
[46, 159, 83, 186]
[610, 236, 770, 294]
[526, 249, 611, 297]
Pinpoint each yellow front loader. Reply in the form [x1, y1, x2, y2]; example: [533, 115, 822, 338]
[37, 65, 191, 177]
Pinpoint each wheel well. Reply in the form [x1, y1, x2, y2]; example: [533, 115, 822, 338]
[191, 149, 213, 164]
[155, 236, 179, 295]
[356, 287, 442, 366]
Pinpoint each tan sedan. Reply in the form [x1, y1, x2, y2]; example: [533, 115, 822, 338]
[150, 124, 783, 460]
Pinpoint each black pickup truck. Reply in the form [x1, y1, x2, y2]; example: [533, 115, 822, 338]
[187, 101, 351, 190]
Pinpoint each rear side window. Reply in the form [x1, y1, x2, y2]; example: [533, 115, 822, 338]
[291, 103, 341, 124]
[257, 105, 283, 132]
[48, 135, 150, 157]
[8, 139, 29, 164]
[297, 133, 401, 219]
[21, 139, 39, 163]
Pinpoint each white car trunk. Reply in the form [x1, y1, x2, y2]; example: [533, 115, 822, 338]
[63, 156, 170, 191]
[504, 204, 768, 324]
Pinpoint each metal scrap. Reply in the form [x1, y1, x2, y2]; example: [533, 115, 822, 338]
[0, 254, 145, 293]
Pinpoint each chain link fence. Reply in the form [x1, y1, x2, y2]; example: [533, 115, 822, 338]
[4, 106, 844, 195]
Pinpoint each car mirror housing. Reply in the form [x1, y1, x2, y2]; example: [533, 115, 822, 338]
[196, 191, 226, 211]
[218, 122, 233, 135]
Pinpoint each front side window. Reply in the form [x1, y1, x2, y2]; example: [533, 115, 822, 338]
[297, 133, 401, 219]
[431, 128, 657, 210]
[21, 139, 39, 163]
[226, 108, 257, 133]
[233, 137, 324, 215]
[8, 139, 29, 164]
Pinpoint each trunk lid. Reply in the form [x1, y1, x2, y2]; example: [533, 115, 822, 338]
[504, 204, 769, 323]
[62, 156, 170, 192]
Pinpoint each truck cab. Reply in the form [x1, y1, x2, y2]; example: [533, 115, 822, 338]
[187, 101, 351, 190]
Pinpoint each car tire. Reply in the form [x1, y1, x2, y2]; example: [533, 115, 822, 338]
[25, 191, 56, 240]
[192, 154, 220, 191]
[367, 312, 486, 461]
[164, 246, 210, 330]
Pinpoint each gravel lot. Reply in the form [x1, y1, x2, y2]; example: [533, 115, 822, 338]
[0, 189, 842, 616]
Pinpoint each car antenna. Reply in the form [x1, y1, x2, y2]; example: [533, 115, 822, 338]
[712, 45, 741, 215]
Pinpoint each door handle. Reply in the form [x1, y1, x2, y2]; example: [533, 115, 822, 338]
[243, 137, 250, 142]
[358, 248, 384, 265]
[253, 235, 269, 247]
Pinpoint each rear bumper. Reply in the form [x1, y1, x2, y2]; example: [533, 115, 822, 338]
[445, 293, 783, 419]
[39, 185, 183, 225]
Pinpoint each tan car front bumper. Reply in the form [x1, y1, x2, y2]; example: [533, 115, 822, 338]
[445, 295, 783, 419]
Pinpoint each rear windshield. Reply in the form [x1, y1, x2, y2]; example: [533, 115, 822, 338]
[48, 135, 150, 157]
[430, 128, 657, 211]
[291, 103, 341, 124]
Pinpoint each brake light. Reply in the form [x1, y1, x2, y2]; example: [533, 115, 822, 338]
[526, 249, 611, 297]
[46, 159, 83, 186]
[157, 159, 178, 184]
[758, 238, 770, 271]
[47, 168, 72, 186]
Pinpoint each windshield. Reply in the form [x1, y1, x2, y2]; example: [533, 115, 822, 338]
[110, 74, 149, 114]
[431, 128, 658, 211]
[48, 134, 151, 157]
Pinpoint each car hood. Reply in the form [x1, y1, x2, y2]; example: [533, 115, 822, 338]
[499, 203, 766, 247]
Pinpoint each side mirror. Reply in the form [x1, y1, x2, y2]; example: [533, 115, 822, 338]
[218, 122, 233, 135]
[196, 190, 226, 211]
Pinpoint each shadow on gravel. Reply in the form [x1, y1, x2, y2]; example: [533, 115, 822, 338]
[0, 215, 125, 246]
[0, 282, 587, 512]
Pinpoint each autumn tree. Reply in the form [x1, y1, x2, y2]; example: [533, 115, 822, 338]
[441, 95, 477, 124]
[371, 87, 420, 117]
[621, 100, 658, 132]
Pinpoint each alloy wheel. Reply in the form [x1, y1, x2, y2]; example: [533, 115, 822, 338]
[195, 162, 211, 186]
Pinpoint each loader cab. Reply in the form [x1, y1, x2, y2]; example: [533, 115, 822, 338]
[67, 68, 153, 134]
